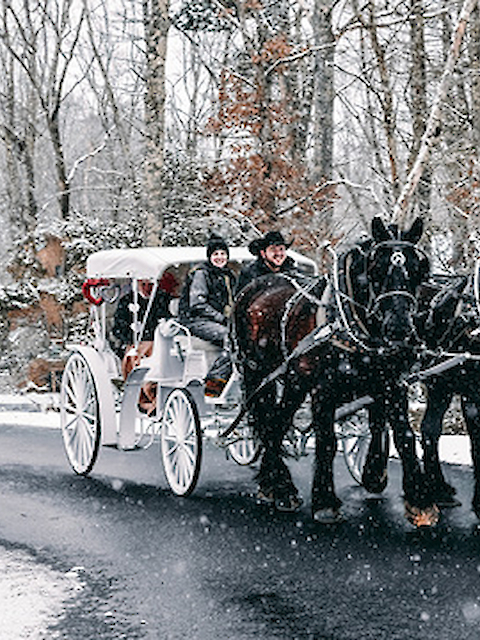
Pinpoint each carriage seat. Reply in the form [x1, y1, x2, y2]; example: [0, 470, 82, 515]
[174, 334, 220, 354]
[143, 318, 220, 383]
[158, 318, 220, 355]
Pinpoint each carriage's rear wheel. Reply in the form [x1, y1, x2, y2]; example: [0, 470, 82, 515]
[336, 411, 372, 485]
[227, 419, 260, 466]
[60, 352, 101, 475]
[161, 388, 202, 496]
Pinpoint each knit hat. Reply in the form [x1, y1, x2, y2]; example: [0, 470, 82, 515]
[248, 230, 292, 256]
[207, 234, 229, 259]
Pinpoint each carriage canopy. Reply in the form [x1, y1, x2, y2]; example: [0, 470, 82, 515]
[86, 246, 318, 280]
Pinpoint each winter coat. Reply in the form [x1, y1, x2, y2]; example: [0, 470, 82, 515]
[112, 288, 171, 352]
[236, 255, 298, 294]
[179, 262, 236, 326]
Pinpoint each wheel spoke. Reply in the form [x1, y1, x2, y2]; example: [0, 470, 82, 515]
[161, 389, 201, 496]
[60, 353, 101, 475]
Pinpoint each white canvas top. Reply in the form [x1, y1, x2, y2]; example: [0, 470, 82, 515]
[86, 246, 318, 279]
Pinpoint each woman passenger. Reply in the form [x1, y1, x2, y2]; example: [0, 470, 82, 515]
[178, 234, 236, 348]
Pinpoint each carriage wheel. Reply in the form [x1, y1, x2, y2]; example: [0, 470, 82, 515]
[336, 411, 372, 485]
[161, 388, 202, 496]
[227, 419, 261, 466]
[60, 352, 101, 476]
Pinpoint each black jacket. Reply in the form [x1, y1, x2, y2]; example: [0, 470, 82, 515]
[179, 262, 236, 325]
[236, 255, 298, 294]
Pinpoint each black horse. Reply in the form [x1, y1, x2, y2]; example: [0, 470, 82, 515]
[234, 217, 439, 526]
[415, 272, 480, 515]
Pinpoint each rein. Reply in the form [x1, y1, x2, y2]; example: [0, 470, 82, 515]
[279, 274, 328, 359]
[329, 245, 374, 353]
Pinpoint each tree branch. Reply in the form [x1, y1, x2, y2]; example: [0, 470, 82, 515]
[392, 0, 478, 225]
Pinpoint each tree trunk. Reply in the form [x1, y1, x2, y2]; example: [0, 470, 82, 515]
[392, 0, 478, 226]
[409, 0, 431, 221]
[143, 0, 170, 246]
[470, 2, 480, 160]
[49, 108, 70, 219]
[312, 1, 334, 185]
[312, 0, 334, 239]
[365, 1, 400, 202]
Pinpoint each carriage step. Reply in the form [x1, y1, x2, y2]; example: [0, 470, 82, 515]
[103, 444, 144, 451]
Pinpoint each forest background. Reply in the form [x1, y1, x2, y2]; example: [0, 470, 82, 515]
[0, 0, 479, 389]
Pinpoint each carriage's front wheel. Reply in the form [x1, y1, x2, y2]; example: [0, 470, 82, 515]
[227, 419, 261, 466]
[161, 388, 202, 496]
[60, 352, 101, 475]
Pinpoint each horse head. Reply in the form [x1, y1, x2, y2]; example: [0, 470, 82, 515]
[348, 216, 429, 349]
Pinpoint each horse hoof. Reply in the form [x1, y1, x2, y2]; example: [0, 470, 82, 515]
[404, 501, 440, 528]
[362, 469, 388, 494]
[256, 488, 275, 505]
[312, 508, 344, 525]
[275, 495, 303, 513]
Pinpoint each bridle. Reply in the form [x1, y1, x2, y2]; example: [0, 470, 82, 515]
[331, 238, 428, 352]
[270, 237, 429, 361]
[363, 240, 428, 321]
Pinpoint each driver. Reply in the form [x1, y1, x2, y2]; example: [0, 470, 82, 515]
[236, 230, 297, 293]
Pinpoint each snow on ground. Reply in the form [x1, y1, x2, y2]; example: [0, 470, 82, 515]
[438, 436, 472, 466]
[0, 548, 82, 640]
[0, 393, 473, 466]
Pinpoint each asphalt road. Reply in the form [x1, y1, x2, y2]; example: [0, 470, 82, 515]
[1, 424, 480, 640]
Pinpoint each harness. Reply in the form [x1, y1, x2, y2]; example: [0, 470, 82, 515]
[223, 238, 426, 439]
[406, 272, 480, 384]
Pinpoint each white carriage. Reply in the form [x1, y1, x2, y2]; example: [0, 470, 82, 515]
[60, 245, 318, 496]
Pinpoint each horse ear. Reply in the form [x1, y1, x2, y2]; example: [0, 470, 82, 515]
[403, 217, 423, 244]
[371, 216, 391, 242]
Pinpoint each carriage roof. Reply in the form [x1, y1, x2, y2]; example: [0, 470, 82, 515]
[86, 246, 318, 279]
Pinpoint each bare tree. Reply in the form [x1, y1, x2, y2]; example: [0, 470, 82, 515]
[143, 0, 170, 245]
[392, 0, 478, 226]
[0, 0, 87, 221]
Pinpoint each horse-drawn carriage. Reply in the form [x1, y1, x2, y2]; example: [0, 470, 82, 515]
[62, 219, 480, 527]
[60, 245, 322, 496]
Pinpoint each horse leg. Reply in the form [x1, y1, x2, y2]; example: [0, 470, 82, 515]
[389, 385, 439, 527]
[361, 399, 389, 494]
[421, 383, 459, 507]
[462, 396, 480, 518]
[250, 381, 302, 512]
[310, 391, 343, 523]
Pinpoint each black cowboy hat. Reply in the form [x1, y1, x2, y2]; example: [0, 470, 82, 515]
[248, 231, 293, 256]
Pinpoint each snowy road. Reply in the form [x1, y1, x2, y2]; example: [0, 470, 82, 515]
[0, 393, 477, 639]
